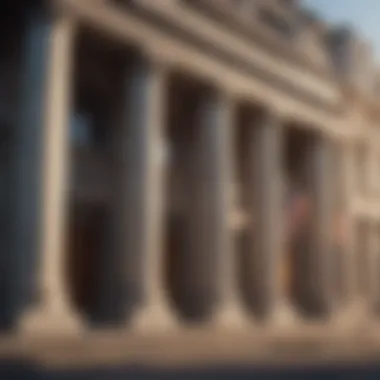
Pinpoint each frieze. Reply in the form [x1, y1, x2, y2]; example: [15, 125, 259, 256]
[180, 0, 334, 79]
[112, 0, 342, 114]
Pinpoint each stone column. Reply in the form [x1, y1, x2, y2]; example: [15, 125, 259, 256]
[11, 10, 51, 327]
[309, 134, 335, 317]
[122, 53, 175, 331]
[207, 93, 249, 328]
[250, 111, 284, 321]
[20, 15, 81, 334]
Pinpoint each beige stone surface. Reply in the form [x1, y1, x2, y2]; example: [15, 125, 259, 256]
[0, 327, 380, 369]
[7, 0, 380, 369]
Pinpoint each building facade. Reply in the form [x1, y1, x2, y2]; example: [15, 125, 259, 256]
[1, 0, 380, 364]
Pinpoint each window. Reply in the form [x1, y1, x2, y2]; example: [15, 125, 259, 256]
[325, 27, 353, 76]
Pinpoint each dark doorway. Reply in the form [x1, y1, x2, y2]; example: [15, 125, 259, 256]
[66, 202, 109, 322]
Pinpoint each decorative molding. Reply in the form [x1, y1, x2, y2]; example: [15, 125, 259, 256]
[111, 0, 342, 114]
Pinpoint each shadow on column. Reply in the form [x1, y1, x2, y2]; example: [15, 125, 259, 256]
[0, 19, 23, 331]
[0, 2, 46, 331]
[234, 105, 268, 318]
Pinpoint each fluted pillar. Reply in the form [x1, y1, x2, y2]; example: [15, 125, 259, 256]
[207, 93, 249, 328]
[309, 134, 334, 316]
[20, 15, 81, 334]
[249, 111, 284, 320]
[121, 53, 175, 331]
[11, 9, 51, 328]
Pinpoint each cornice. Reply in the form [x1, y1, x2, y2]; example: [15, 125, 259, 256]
[112, 0, 342, 115]
[181, 0, 336, 82]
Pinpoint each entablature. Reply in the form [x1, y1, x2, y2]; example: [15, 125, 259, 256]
[105, 0, 342, 113]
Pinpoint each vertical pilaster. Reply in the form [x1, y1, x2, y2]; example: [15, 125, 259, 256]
[20, 14, 81, 334]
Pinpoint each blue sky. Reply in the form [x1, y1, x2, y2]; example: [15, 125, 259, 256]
[304, 0, 380, 58]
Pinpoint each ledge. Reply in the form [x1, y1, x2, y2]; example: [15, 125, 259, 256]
[1, 324, 380, 369]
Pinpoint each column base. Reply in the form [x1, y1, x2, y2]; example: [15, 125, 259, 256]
[18, 305, 83, 337]
[131, 302, 178, 334]
[266, 299, 300, 327]
[211, 302, 252, 330]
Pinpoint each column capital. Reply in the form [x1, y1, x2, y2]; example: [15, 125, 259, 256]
[216, 87, 236, 105]
[141, 45, 172, 72]
[258, 106, 284, 127]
